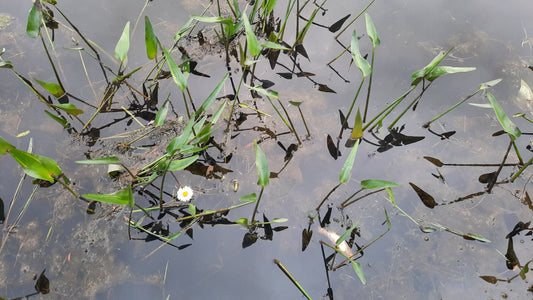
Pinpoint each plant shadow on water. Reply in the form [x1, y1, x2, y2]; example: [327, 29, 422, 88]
[2, 0, 533, 299]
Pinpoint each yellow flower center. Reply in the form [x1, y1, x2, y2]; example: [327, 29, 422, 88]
[182, 191, 188, 197]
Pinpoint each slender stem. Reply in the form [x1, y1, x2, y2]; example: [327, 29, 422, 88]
[424, 90, 479, 128]
[388, 82, 432, 130]
[364, 85, 417, 132]
[334, 0, 376, 39]
[316, 182, 342, 211]
[251, 186, 265, 223]
[510, 155, 533, 183]
[297, 106, 311, 137]
[40, 34, 65, 92]
[276, 97, 302, 144]
[273, 259, 312, 300]
[338, 78, 365, 139]
[363, 46, 376, 122]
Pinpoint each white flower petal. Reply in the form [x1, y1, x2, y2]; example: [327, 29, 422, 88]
[177, 186, 193, 202]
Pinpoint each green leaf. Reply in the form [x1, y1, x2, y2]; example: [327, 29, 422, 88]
[464, 232, 491, 243]
[349, 108, 363, 140]
[350, 31, 371, 77]
[0, 137, 16, 155]
[144, 16, 158, 60]
[189, 203, 196, 216]
[114, 21, 130, 62]
[411, 50, 448, 85]
[196, 73, 229, 116]
[45, 110, 69, 127]
[486, 92, 521, 140]
[190, 15, 232, 24]
[352, 261, 366, 285]
[163, 48, 188, 90]
[479, 78, 502, 90]
[76, 156, 121, 164]
[361, 179, 401, 189]
[242, 12, 261, 57]
[263, 0, 278, 15]
[288, 101, 302, 107]
[51, 103, 83, 116]
[365, 13, 380, 47]
[167, 155, 199, 171]
[166, 117, 195, 155]
[26, 3, 40, 38]
[9, 149, 61, 183]
[210, 100, 227, 125]
[83, 186, 134, 208]
[385, 187, 395, 205]
[254, 140, 270, 187]
[339, 139, 359, 183]
[0, 60, 13, 69]
[34, 78, 65, 98]
[260, 41, 290, 50]
[336, 221, 359, 246]
[154, 100, 169, 126]
[426, 66, 476, 82]
[246, 84, 279, 99]
[235, 217, 249, 226]
[239, 193, 257, 202]
[173, 18, 194, 42]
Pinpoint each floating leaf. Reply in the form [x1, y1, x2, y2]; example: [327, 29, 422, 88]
[144, 16, 157, 60]
[486, 92, 521, 140]
[361, 179, 400, 189]
[9, 149, 61, 183]
[242, 12, 261, 57]
[83, 186, 134, 207]
[34, 78, 65, 98]
[339, 139, 359, 183]
[114, 21, 130, 62]
[76, 156, 121, 164]
[26, 3, 41, 38]
[254, 140, 270, 187]
[409, 182, 437, 209]
[163, 48, 188, 90]
[51, 103, 83, 116]
[420, 226, 437, 233]
[365, 13, 380, 47]
[350, 30, 371, 77]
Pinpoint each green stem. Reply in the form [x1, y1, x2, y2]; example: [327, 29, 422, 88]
[251, 186, 264, 224]
[424, 89, 480, 128]
[510, 155, 533, 183]
[338, 78, 365, 139]
[363, 46, 376, 122]
[297, 106, 311, 137]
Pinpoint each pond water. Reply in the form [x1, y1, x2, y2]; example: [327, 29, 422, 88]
[2, 0, 533, 299]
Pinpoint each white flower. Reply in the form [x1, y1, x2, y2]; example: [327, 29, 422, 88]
[177, 186, 193, 202]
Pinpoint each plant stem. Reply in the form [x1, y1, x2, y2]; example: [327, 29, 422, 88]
[251, 186, 265, 223]
[316, 182, 342, 211]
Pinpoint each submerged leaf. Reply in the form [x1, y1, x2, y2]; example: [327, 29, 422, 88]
[327, 134, 341, 160]
[242, 232, 258, 248]
[479, 275, 499, 284]
[26, 3, 41, 38]
[423, 156, 444, 167]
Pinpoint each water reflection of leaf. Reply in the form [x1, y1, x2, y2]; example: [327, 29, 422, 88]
[302, 229, 312, 251]
[409, 182, 437, 209]
[242, 232, 258, 248]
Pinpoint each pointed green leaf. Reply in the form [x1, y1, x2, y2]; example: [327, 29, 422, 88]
[114, 22, 130, 62]
[144, 16, 157, 60]
[361, 179, 401, 189]
[235, 217, 249, 226]
[385, 187, 395, 205]
[242, 12, 261, 57]
[486, 92, 521, 140]
[0, 137, 16, 155]
[260, 41, 290, 50]
[10, 149, 61, 183]
[426, 66, 476, 82]
[246, 84, 279, 99]
[173, 18, 195, 42]
[45, 110, 69, 128]
[365, 13, 380, 47]
[76, 156, 121, 164]
[240, 193, 257, 202]
[254, 140, 270, 187]
[167, 155, 199, 171]
[411, 51, 448, 85]
[479, 78, 502, 90]
[0, 60, 13, 69]
[26, 3, 40, 38]
[154, 100, 169, 126]
[336, 221, 359, 246]
[190, 15, 232, 24]
[34, 78, 65, 98]
[196, 73, 229, 116]
[51, 103, 83, 116]
[163, 48, 188, 90]
[352, 261, 366, 285]
[464, 232, 491, 243]
[350, 31, 371, 77]
[83, 186, 134, 207]
[349, 108, 363, 139]
[189, 203, 196, 216]
[339, 139, 359, 183]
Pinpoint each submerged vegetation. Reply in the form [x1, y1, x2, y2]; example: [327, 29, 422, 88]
[1, 0, 533, 298]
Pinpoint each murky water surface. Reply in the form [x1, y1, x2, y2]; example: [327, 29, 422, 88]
[2, 0, 533, 299]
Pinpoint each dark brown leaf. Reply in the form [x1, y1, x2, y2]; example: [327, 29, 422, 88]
[423, 156, 444, 167]
[328, 14, 351, 32]
[318, 84, 336, 93]
[294, 43, 309, 59]
[505, 237, 520, 270]
[263, 214, 273, 240]
[327, 134, 341, 160]
[409, 182, 437, 208]
[268, 49, 280, 69]
[302, 229, 313, 251]
[478, 172, 497, 184]
[479, 275, 499, 284]
[242, 232, 258, 248]
[35, 269, 50, 294]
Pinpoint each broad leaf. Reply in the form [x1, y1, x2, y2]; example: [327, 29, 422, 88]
[365, 13, 380, 47]
[51, 103, 83, 116]
[339, 139, 359, 183]
[239, 193, 257, 202]
[350, 31, 371, 77]
[154, 100, 169, 126]
[144, 16, 157, 60]
[167, 155, 199, 171]
[26, 3, 40, 38]
[34, 78, 65, 98]
[114, 22, 130, 62]
[10, 149, 61, 183]
[411, 50, 448, 85]
[242, 12, 261, 57]
[349, 108, 363, 140]
[163, 48, 188, 90]
[254, 140, 269, 186]
[261, 41, 290, 50]
[83, 186, 134, 208]
[0, 137, 15, 155]
[361, 179, 401, 189]
[486, 92, 521, 140]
